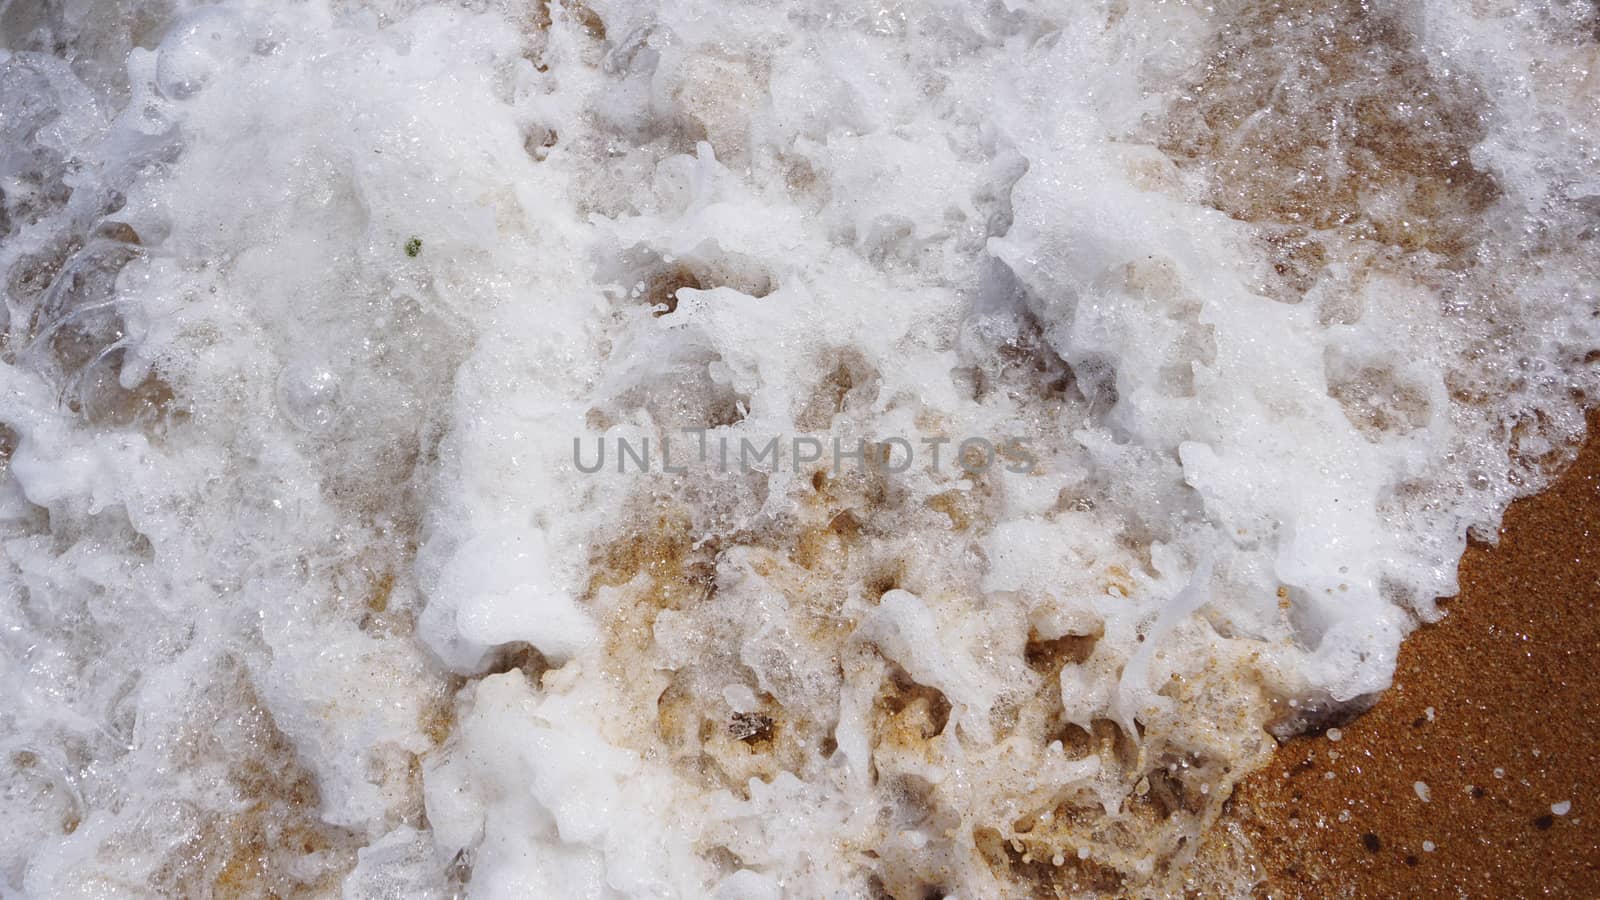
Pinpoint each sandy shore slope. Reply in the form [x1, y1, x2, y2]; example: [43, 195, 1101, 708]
[1205, 414, 1600, 897]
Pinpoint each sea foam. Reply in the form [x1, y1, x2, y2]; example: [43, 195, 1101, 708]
[0, 0, 1595, 896]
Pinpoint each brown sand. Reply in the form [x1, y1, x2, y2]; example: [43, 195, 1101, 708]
[1212, 416, 1600, 897]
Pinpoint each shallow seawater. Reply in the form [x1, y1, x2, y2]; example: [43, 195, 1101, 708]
[0, 0, 1595, 896]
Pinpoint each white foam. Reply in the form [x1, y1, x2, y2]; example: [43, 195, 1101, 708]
[1, 0, 1595, 895]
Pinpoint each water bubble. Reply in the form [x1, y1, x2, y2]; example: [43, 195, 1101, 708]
[156, 10, 246, 100]
[276, 362, 341, 432]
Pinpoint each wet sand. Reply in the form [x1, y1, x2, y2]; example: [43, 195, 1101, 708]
[1212, 415, 1600, 897]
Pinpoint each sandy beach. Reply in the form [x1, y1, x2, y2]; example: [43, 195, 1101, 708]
[1211, 414, 1600, 896]
[5, 2, 1596, 895]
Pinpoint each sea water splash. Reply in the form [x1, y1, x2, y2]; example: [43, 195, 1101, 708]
[0, 0, 1595, 896]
